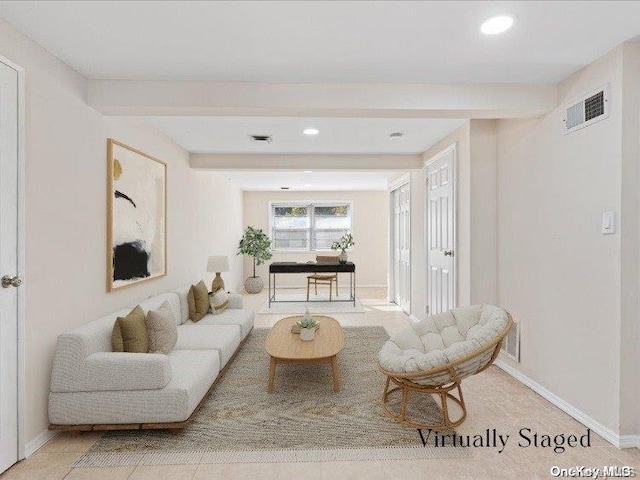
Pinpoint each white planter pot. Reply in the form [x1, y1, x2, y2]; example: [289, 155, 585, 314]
[338, 251, 348, 264]
[244, 276, 264, 294]
[300, 327, 316, 341]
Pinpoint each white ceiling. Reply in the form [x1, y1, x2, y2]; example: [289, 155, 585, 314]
[221, 170, 398, 191]
[1, 1, 640, 84]
[145, 116, 466, 153]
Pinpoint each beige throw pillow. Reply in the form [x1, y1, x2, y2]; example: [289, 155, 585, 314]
[209, 289, 229, 315]
[146, 301, 178, 354]
[112, 305, 148, 353]
[188, 280, 210, 322]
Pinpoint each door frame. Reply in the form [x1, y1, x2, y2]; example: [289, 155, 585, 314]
[0, 54, 26, 461]
[388, 172, 411, 312]
[424, 143, 457, 316]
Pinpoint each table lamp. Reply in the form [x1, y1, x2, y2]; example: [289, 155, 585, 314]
[207, 255, 229, 293]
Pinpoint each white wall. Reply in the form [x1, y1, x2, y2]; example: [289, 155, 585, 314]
[496, 46, 623, 433]
[0, 18, 243, 447]
[469, 120, 497, 305]
[242, 190, 388, 288]
[619, 42, 640, 436]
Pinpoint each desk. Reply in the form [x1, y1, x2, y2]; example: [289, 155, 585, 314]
[268, 262, 356, 307]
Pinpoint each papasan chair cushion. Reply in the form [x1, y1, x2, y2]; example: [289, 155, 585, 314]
[379, 304, 510, 386]
[378, 304, 511, 429]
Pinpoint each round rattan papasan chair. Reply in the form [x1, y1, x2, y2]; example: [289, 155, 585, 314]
[378, 304, 512, 430]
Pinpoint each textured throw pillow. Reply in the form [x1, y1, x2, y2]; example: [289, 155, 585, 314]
[112, 319, 124, 352]
[112, 305, 148, 353]
[209, 289, 229, 315]
[187, 280, 210, 322]
[146, 301, 178, 354]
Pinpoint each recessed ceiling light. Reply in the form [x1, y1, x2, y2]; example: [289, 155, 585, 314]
[303, 128, 319, 135]
[481, 15, 514, 35]
[304, 170, 313, 174]
[280, 186, 290, 190]
[389, 132, 403, 139]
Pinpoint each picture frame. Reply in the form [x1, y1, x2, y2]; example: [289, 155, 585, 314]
[106, 138, 167, 292]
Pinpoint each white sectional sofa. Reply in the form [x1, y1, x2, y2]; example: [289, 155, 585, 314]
[48, 284, 253, 431]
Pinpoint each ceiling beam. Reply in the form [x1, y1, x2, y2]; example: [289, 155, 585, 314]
[88, 80, 557, 118]
[190, 153, 421, 171]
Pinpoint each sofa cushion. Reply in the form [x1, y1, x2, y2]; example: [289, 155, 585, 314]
[113, 305, 148, 353]
[49, 349, 220, 425]
[138, 292, 182, 327]
[226, 293, 244, 309]
[50, 351, 172, 393]
[184, 309, 254, 340]
[175, 325, 241, 367]
[188, 281, 210, 322]
[146, 301, 178, 354]
[171, 285, 191, 324]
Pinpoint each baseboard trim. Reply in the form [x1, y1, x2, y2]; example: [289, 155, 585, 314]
[494, 360, 627, 448]
[24, 429, 57, 458]
[619, 435, 640, 448]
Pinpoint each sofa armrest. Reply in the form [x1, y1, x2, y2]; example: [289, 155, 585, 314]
[52, 352, 172, 393]
[227, 293, 244, 309]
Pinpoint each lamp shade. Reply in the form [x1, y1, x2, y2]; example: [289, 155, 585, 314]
[207, 255, 229, 273]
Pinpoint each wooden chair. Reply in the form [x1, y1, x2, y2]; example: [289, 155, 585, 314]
[306, 255, 339, 301]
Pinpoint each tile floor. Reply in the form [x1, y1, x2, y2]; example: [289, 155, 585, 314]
[2, 287, 638, 479]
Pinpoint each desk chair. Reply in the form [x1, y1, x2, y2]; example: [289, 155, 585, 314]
[307, 255, 339, 301]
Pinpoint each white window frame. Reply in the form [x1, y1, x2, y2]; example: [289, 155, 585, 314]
[269, 200, 353, 253]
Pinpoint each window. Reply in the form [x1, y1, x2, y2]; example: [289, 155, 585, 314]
[270, 202, 352, 251]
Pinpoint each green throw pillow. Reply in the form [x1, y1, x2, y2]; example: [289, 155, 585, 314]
[111, 305, 148, 353]
[188, 280, 210, 322]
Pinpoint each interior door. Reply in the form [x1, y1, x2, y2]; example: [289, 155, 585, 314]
[0, 60, 20, 474]
[426, 147, 456, 315]
[391, 183, 410, 313]
[392, 189, 400, 305]
[398, 184, 410, 312]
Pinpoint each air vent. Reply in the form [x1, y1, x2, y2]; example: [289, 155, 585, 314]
[563, 84, 609, 134]
[501, 319, 520, 363]
[251, 135, 272, 144]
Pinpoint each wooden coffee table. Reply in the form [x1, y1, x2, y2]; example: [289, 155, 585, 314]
[265, 315, 345, 393]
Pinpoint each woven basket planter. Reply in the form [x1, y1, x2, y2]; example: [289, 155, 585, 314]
[244, 276, 264, 294]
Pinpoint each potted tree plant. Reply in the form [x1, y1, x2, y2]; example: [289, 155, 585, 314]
[237, 226, 273, 294]
[331, 232, 355, 264]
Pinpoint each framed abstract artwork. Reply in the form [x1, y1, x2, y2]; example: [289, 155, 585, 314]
[107, 139, 167, 291]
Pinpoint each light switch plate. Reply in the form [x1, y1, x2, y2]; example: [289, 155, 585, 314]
[602, 211, 616, 234]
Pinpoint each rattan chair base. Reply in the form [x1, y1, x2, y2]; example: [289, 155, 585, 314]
[382, 375, 467, 431]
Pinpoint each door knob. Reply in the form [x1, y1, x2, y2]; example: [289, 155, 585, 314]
[1, 275, 22, 288]
[443, 250, 454, 257]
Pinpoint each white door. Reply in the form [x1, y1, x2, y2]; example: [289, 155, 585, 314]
[391, 183, 410, 313]
[392, 190, 400, 304]
[426, 147, 456, 315]
[0, 60, 20, 474]
[398, 184, 410, 312]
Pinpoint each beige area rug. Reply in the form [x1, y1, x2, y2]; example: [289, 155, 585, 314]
[75, 328, 468, 466]
[258, 293, 366, 314]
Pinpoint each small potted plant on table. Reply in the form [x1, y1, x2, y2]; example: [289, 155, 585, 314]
[331, 232, 355, 264]
[297, 309, 319, 341]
